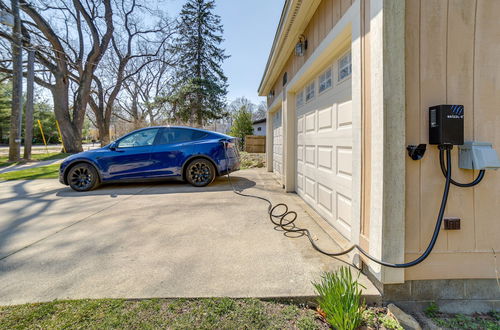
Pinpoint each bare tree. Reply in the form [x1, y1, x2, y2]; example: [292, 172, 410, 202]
[112, 50, 174, 129]
[0, 0, 114, 152]
[254, 101, 267, 120]
[228, 97, 255, 115]
[89, 0, 173, 146]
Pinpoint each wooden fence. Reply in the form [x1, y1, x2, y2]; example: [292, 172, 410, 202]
[244, 135, 266, 153]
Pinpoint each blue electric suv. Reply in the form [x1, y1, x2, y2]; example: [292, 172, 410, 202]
[59, 126, 240, 191]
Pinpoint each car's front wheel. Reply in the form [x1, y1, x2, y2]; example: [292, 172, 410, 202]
[67, 163, 99, 192]
[186, 158, 216, 187]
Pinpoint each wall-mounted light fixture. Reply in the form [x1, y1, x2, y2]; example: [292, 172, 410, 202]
[295, 34, 307, 57]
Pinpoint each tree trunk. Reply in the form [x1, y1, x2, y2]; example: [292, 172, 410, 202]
[98, 121, 110, 146]
[94, 111, 110, 147]
[23, 49, 35, 160]
[8, 0, 23, 162]
[52, 84, 82, 153]
[89, 97, 110, 147]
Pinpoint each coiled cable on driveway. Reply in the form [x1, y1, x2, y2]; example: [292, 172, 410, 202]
[223, 142, 473, 268]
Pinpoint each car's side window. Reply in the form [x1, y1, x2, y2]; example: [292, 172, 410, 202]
[118, 129, 159, 148]
[155, 128, 207, 145]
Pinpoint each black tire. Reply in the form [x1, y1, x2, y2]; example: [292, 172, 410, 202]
[185, 158, 216, 187]
[67, 163, 100, 192]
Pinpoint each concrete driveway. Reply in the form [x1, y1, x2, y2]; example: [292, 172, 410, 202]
[0, 168, 378, 305]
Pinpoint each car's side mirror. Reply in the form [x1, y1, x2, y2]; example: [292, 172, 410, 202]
[109, 142, 118, 151]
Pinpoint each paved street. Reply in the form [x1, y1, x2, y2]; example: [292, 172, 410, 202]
[0, 168, 378, 305]
[0, 159, 64, 174]
[0, 144, 100, 156]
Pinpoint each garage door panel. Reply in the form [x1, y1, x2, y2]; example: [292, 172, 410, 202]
[315, 170, 350, 194]
[303, 159, 316, 172]
[273, 109, 283, 179]
[305, 113, 316, 132]
[337, 100, 353, 129]
[297, 117, 304, 133]
[336, 192, 352, 236]
[297, 172, 304, 190]
[296, 69, 353, 239]
[317, 146, 333, 170]
[305, 145, 315, 165]
[318, 183, 333, 215]
[304, 177, 316, 199]
[336, 147, 352, 177]
[297, 145, 304, 161]
[318, 107, 333, 130]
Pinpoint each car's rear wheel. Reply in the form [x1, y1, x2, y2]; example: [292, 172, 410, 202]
[186, 158, 215, 187]
[67, 163, 99, 192]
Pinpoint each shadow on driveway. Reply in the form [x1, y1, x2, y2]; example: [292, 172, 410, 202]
[55, 175, 256, 197]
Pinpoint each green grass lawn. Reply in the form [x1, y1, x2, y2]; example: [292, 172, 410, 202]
[0, 298, 325, 330]
[0, 164, 60, 181]
[0, 152, 70, 168]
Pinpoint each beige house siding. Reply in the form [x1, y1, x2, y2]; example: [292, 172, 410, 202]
[404, 0, 500, 280]
[267, 0, 353, 107]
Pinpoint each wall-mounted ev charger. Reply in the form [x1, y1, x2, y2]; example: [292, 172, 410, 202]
[429, 104, 465, 146]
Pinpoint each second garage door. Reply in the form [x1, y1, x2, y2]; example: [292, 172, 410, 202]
[296, 52, 354, 239]
[272, 109, 283, 180]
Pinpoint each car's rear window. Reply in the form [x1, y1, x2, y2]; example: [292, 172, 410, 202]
[156, 128, 208, 145]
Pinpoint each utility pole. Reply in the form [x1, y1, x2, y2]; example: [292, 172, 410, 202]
[23, 49, 34, 160]
[8, 0, 22, 162]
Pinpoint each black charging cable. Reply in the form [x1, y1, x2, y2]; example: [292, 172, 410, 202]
[223, 141, 456, 268]
[439, 148, 485, 187]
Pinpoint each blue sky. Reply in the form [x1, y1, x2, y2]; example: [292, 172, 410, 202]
[163, 0, 284, 105]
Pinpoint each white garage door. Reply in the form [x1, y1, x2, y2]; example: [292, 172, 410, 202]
[296, 55, 353, 238]
[272, 109, 283, 180]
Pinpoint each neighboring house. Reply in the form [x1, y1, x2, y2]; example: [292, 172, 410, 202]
[252, 118, 266, 136]
[258, 0, 500, 310]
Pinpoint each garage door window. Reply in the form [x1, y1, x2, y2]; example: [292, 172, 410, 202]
[318, 67, 332, 93]
[305, 82, 315, 102]
[338, 51, 352, 82]
[273, 111, 281, 125]
[296, 89, 304, 108]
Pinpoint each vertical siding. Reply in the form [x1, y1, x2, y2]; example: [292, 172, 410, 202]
[405, 0, 500, 280]
[418, 0, 448, 255]
[341, 0, 352, 16]
[404, 0, 421, 255]
[445, 0, 476, 252]
[473, 0, 500, 251]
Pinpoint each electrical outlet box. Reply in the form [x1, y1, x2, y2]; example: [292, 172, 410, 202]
[429, 105, 464, 145]
[459, 141, 500, 170]
[444, 218, 461, 230]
